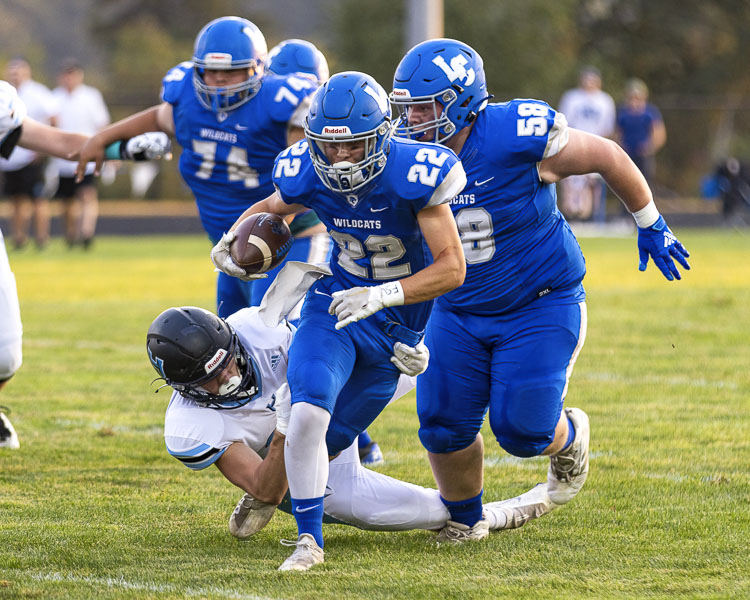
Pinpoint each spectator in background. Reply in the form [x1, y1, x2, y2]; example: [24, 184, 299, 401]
[51, 59, 110, 249]
[714, 157, 750, 223]
[616, 78, 666, 186]
[0, 58, 58, 249]
[558, 66, 616, 223]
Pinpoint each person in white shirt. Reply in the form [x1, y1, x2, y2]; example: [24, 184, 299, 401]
[558, 66, 616, 223]
[0, 58, 58, 249]
[0, 80, 170, 449]
[51, 59, 110, 249]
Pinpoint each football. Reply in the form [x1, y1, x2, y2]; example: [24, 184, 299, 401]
[229, 213, 294, 275]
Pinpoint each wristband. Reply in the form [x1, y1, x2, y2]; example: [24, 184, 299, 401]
[104, 141, 122, 160]
[381, 281, 405, 307]
[631, 200, 660, 228]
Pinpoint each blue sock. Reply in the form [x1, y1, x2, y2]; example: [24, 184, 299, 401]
[290, 496, 325, 548]
[561, 416, 576, 451]
[440, 490, 484, 527]
[358, 429, 373, 448]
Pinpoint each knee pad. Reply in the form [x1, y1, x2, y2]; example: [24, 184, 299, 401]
[490, 415, 554, 458]
[288, 362, 339, 411]
[325, 420, 357, 457]
[0, 337, 22, 380]
[418, 422, 477, 454]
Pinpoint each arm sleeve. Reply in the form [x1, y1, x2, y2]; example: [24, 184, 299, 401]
[427, 160, 467, 207]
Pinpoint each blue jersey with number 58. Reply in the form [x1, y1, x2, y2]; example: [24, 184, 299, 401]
[161, 62, 317, 240]
[440, 99, 586, 315]
[273, 136, 466, 332]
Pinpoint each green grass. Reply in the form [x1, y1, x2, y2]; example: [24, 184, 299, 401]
[1, 230, 749, 599]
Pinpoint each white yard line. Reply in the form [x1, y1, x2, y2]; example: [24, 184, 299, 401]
[30, 571, 279, 600]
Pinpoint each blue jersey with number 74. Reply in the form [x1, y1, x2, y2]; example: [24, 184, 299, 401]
[161, 62, 317, 240]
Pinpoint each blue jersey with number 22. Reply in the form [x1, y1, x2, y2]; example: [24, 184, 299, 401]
[272, 136, 466, 333]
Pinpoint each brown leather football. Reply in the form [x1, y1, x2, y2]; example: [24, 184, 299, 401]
[229, 213, 293, 275]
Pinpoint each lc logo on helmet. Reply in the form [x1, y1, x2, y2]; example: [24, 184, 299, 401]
[432, 54, 476, 86]
[204, 348, 228, 375]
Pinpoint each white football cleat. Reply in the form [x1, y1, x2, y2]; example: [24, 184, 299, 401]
[0, 408, 20, 450]
[436, 516, 490, 544]
[278, 534, 325, 571]
[483, 483, 556, 530]
[228, 493, 276, 539]
[548, 407, 590, 505]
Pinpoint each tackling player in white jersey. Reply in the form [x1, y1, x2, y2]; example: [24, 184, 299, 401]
[146, 304, 554, 540]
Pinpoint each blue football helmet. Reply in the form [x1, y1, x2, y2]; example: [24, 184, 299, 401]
[266, 39, 329, 84]
[192, 16, 268, 112]
[305, 71, 392, 194]
[390, 38, 489, 143]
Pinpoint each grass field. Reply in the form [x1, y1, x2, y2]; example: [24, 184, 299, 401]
[1, 230, 749, 599]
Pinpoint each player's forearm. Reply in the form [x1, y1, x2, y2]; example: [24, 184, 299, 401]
[400, 244, 465, 305]
[249, 433, 288, 504]
[18, 119, 89, 159]
[89, 106, 164, 147]
[218, 436, 288, 505]
[230, 193, 304, 232]
[598, 141, 654, 213]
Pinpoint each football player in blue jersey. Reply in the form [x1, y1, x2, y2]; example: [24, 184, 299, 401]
[213, 71, 468, 570]
[390, 39, 691, 542]
[265, 37, 385, 468]
[266, 39, 329, 84]
[74, 16, 330, 319]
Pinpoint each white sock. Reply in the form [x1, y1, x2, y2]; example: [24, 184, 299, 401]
[284, 402, 331, 499]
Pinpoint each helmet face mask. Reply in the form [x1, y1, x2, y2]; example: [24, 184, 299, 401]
[147, 307, 257, 409]
[390, 89, 458, 143]
[304, 72, 392, 194]
[192, 16, 268, 113]
[390, 38, 489, 144]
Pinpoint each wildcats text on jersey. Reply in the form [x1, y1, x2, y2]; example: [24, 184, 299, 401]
[199, 128, 238, 144]
[331, 217, 382, 229]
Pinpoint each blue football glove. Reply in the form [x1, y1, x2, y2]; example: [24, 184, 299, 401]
[636, 215, 691, 281]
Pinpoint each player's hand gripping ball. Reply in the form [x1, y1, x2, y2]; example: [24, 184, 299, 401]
[229, 213, 294, 275]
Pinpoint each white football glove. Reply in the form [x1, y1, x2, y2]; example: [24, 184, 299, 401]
[390, 341, 430, 376]
[122, 132, 172, 161]
[210, 230, 268, 281]
[273, 383, 291, 436]
[328, 281, 405, 330]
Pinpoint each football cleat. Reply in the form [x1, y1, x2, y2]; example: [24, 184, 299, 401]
[436, 516, 490, 544]
[278, 534, 325, 571]
[548, 407, 590, 505]
[228, 492, 277, 539]
[359, 440, 385, 467]
[0, 407, 20, 450]
[483, 483, 556, 530]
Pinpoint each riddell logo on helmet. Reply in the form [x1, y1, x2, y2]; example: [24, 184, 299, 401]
[205, 53, 233, 67]
[204, 349, 228, 374]
[323, 126, 352, 135]
[391, 88, 411, 98]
